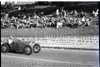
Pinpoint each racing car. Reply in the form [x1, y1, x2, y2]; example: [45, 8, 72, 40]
[1, 39, 41, 55]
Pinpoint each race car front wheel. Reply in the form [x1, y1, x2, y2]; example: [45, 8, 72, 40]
[24, 46, 32, 55]
[1, 44, 9, 53]
[33, 44, 41, 53]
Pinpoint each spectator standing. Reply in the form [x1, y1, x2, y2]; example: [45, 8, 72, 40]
[92, 9, 99, 17]
[81, 16, 86, 27]
[4, 13, 9, 21]
[18, 6, 21, 10]
[74, 10, 78, 17]
[56, 9, 60, 16]
[63, 10, 67, 17]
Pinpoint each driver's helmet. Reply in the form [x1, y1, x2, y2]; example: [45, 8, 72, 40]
[9, 36, 14, 39]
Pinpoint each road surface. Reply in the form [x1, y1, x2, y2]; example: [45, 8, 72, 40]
[1, 48, 99, 67]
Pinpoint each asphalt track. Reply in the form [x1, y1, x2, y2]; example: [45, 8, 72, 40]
[1, 48, 99, 67]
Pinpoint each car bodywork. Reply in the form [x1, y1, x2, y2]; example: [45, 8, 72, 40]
[1, 40, 41, 55]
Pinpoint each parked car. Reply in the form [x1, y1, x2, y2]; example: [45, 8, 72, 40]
[1, 40, 41, 55]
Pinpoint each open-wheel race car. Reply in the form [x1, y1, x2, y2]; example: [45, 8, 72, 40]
[1, 39, 41, 55]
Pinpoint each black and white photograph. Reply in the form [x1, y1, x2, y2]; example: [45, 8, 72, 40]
[1, 1, 99, 67]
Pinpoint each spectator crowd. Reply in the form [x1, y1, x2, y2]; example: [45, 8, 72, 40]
[1, 8, 99, 29]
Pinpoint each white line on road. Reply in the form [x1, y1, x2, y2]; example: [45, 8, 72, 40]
[1, 54, 69, 63]
[1, 54, 99, 66]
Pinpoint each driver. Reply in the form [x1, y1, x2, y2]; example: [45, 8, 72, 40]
[8, 36, 14, 47]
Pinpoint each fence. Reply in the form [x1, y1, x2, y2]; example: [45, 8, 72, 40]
[1, 36, 99, 50]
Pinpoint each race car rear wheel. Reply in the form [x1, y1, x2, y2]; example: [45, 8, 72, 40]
[24, 46, 32, 55]
[1, 44, 9, 53]
[33, 44, 41, 53]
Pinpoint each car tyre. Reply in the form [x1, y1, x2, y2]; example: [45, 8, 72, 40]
[24, 46, 32, 55]
[1, 44, 9, 53]
[33, 44, 41, 53]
